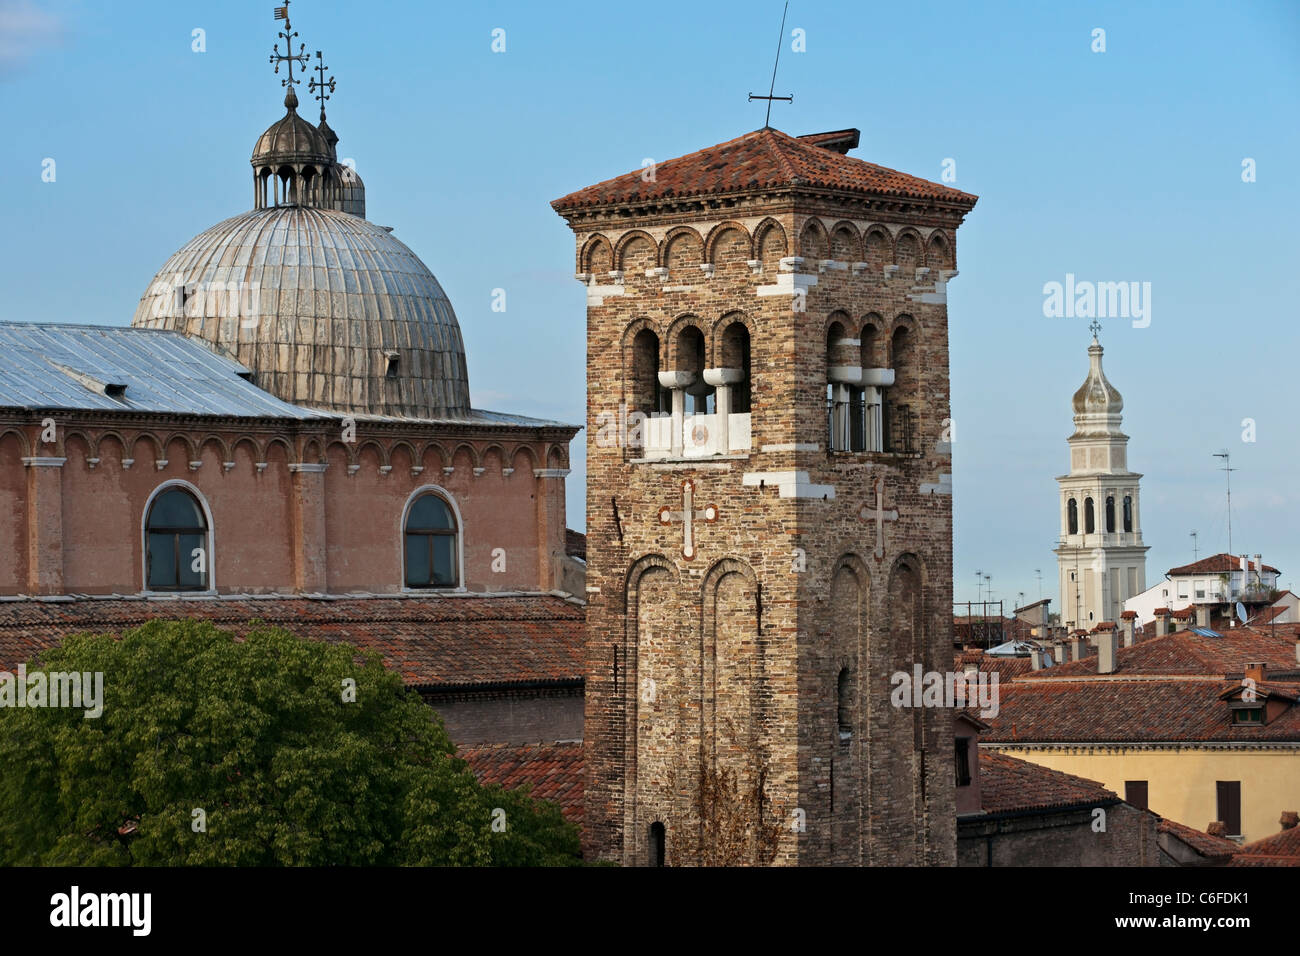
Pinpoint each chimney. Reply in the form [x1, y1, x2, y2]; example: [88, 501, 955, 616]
[1097, 629, 1120, 674]
[1154, 607, 1171, 634]
[1053, 642, 1068, 665]
[1195, 605, 1211, 628]
[1070, 634, 1087, 661]
[1030, 647, 1045, 670]
[1281, 811, 1299, 831]
[1244, 661, 1266, 684]
[1295, 640, 1300, 666]
[1207, 821, 1228, 838]
[1255, 553, 1264, 590]
[1120, 611, 1138, 647]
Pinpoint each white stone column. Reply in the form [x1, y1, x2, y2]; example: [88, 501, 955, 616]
[862, 368, 894, 452]
[703, 368, 744, 454]
[658, 371, 695, 458]
[827, 366, 862, 451]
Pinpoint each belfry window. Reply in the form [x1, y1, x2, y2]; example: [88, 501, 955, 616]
[1105, 496, 1116, 533]
[146, 487, 209, 591]
[1067, 499, 1078, 535]
[1123, 495, 1133, 532]
[1084, 497, 1095, 534]
[404, 493, 459, 588]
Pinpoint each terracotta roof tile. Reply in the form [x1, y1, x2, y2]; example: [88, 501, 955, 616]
[1032, 626, 1300, 679]
[983, 678, 1300, 744]
[460, 741, 583, 826]
[1157, 817, 1239, 859]
[977, 750, 1116, 814]
[1235, 824, 1300, 860]
[1168, 553, 1280, 576]
[552, 126, 977, 212]
[0, 595, 584, 689]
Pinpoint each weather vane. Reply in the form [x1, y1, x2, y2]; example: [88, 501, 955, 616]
[1089, 319, 1102, 338]
[309, 50, 336, 119]
[270, 1, 309, 89]
[748, 1, 793, 127]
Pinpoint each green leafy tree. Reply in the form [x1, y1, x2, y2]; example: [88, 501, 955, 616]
[0, 619, 580, 866]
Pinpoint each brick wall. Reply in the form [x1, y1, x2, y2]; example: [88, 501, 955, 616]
[561, 180, 973, 865]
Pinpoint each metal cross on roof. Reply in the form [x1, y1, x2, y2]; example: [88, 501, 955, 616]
[309, 50, 336, 117]
[1089, 320, 1102, 338]
[269, 1, 309, 89]
[748, 1, 793, 128]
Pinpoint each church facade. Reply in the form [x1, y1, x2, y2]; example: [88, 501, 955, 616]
[554, 128, 978, 865]
[1054, 332, 1148, 629]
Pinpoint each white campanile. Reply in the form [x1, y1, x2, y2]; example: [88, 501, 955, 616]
[1055, 327, 1149, 629]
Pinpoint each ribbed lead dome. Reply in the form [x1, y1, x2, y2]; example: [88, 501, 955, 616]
[130, 205, 471, 419]
[252, 88, 332, 167]
[1071, 337, 1123, 416]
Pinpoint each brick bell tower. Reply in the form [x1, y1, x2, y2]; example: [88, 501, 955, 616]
[553, 127, 977, 866]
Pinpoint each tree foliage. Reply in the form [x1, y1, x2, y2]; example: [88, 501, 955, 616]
[0, 620, 580, 866]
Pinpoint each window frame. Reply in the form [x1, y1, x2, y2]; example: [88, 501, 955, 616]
[141, 480, 216, 595]
[399, 485, 466, 593]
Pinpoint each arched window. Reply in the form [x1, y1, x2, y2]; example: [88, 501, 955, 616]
[1084, 497, 1095, 534]
[837, 668, 853, 739]
[1123, 495, 1133, 532]
[146, 486, 209, 591]
[648, 821, 666, 867]
[1105, 496, 1116, 533]
[1067, 498, 1078, 535]
[404, 492, 459, 588]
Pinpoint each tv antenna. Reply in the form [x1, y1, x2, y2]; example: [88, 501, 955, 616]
[1212, 450, 1235, 554]
[1190, 529, 1198, 561]
[748, 1, 793, 127]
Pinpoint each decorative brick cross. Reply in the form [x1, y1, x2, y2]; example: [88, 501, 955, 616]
[859, 474, 898, 561]
[658, 478, 718, 561]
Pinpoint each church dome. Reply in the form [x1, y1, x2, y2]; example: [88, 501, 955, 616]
[1071, 337, 1123, 416]
[251, 88, 332, 167]
[130, 205, 471, 419]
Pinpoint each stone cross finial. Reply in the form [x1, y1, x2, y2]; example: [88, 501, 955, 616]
[309, 50, 335, 119]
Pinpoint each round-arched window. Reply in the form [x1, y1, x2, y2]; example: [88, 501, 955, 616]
[404, 493, 459, 588]
[146, 487, 209, 591]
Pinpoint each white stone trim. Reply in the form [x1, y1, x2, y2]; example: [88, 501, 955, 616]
[743, 470, 835, 499]
[21, 456, 66, 467]
[287, 462, 328, 473]
[535, 468, 570, 478]
[760, 443, 821, 453]
[920, 473, 953, 496]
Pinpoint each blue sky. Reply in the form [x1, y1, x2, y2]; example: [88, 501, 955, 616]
[2, 0, 1297, 610]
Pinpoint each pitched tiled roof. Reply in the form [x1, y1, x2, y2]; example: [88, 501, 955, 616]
[977, 750, 1116, 814]
[551, 126, 978, 212]
[1157, 818, 1239, 860]
[460, 741, 583, 826]
[0, 594, 584, 689]
[953, 649, 1033, 680]
[1232, 822, 1300, 868]
[1031, 626, 1300, 679]
[982, 678, 1300, 744]
[1168, 553, 1279, 576]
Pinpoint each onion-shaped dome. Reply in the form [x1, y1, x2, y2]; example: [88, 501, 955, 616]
[1072, 337, 1123, 416]
[251, 87, 332, 168]
[130, 205, 471, 419]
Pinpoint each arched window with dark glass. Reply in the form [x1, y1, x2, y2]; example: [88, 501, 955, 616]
[404, 492, 459, 588]
[146, 486, 209, 591]
[1123, 495, 1133, 532]
[1105, 496, 1116, 533]
[1067, 499, 1078, 535]
[1084, 497, 1095, 534]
